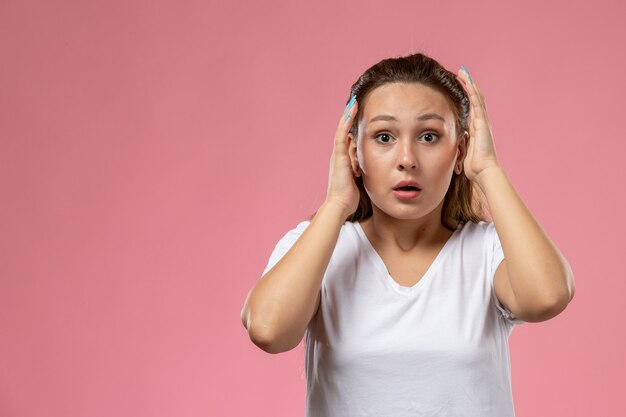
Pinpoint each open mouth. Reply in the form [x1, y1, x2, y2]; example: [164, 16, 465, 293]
[394, 186, 421, 191]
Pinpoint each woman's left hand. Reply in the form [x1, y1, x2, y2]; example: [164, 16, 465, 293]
[456, 67, 502, 185]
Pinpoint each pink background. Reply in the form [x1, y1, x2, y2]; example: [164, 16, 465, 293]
[1, 0, 623, 416]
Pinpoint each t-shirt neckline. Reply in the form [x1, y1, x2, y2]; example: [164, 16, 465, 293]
[352, 221, 461, 295]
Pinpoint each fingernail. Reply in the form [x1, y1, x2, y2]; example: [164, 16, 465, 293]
[344, 95, 357, 112]
[460, 66, 473, 84]
[344, 111, 351, 122]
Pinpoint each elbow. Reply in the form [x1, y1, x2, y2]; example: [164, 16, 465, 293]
[247, 325, 278, 353]
[242, 306, 290, 354]
[240, 289, 302, 354]
[567, 271, 576, 302]
[538, 299, 571, 322]
[525, 291, 573, 322]
[527, 269, 576, 322]
[247, 323, 293, 354]
[241, 304, 276, 353]
[544, 270, 576, 318]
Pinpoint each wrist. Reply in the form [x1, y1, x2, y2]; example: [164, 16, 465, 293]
[475, 165, 507, 192]
[320, 199, 352, 223]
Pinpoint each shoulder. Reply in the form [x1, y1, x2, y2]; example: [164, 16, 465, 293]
[266, 219, 358, 270]
[269, 220, 309, 252]
[274, 219, 358, 246]
[451, 221, 500, 259]
[456, 220, 494, 241]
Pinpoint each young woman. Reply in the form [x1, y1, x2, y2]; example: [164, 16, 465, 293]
[241, 52, 575, 416]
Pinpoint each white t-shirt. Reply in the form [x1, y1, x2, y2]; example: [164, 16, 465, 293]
[262, 219, 525, 417]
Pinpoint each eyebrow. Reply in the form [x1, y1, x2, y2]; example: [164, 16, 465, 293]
[368, 113, 446, 124]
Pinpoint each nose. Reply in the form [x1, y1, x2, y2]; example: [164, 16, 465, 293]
[397, 138, 417, 170]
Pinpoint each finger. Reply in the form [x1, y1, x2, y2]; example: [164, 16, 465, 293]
[342, 94, 356, 114]
[458, 68, 491, 122]
[468, 85, 484, 120]
[340, 95, 357, 119]
[337, 95, 357, 127]
[459, 74, 487, 125]
[335, 99, 358, 146]
[470, 79, 488, 116]
[456, 68, 471, 90]
[456, 70, 476, 115]
[339, 96, 357, 126]
[470, 85, 491, 127]
[457, 68, 481, 105]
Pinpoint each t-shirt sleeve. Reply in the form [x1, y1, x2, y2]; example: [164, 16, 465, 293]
[262, 220, 312, 276]
[488, 222, 526, 326]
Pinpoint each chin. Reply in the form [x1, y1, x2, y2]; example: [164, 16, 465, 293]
[372, 202, 425, 220]
[386, 196, 443, 219]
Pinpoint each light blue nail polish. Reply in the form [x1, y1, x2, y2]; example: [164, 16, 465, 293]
[461, 65, 473, 85]
[344, 111, 351, 122]
[343, 95, 357, 116]
[347, 94, 356, 108]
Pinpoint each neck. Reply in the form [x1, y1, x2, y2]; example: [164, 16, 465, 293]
[359, 200, 453, 252]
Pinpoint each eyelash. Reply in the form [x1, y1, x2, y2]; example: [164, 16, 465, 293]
[373, 132, 440, 144]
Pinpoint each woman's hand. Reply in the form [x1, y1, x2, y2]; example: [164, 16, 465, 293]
[324, 95, 360, 220]
[456, 67, 502, 185]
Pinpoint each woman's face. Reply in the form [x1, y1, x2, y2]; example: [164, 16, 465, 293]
[348, 82, 467, 221]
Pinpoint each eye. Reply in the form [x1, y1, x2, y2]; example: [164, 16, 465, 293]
[420, 132, 439, 143]
[374, 133, 394, 144]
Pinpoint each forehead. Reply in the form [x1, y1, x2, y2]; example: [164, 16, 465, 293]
[360, 82, 455, 125]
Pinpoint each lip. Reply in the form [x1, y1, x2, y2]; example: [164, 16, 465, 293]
[392, 179, 421, 190]
[393, 189, 421, 200]
[392, 178, 421, 201]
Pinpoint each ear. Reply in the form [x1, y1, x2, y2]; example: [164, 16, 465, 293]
[455, 131, 469, 175]
[348, 132, 362, 177]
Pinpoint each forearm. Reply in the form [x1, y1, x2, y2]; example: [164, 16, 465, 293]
[243, 201, 346, 352]
[477, 166, 575, 311]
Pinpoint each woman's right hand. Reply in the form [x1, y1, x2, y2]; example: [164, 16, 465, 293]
[324, 96, 360, 220]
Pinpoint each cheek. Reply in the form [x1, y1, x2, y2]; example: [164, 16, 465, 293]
[358, 149, 386, 179]
[429, 158, 457, 190]
[427, 149, 457, 171]
[360, 159, 393, 194]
